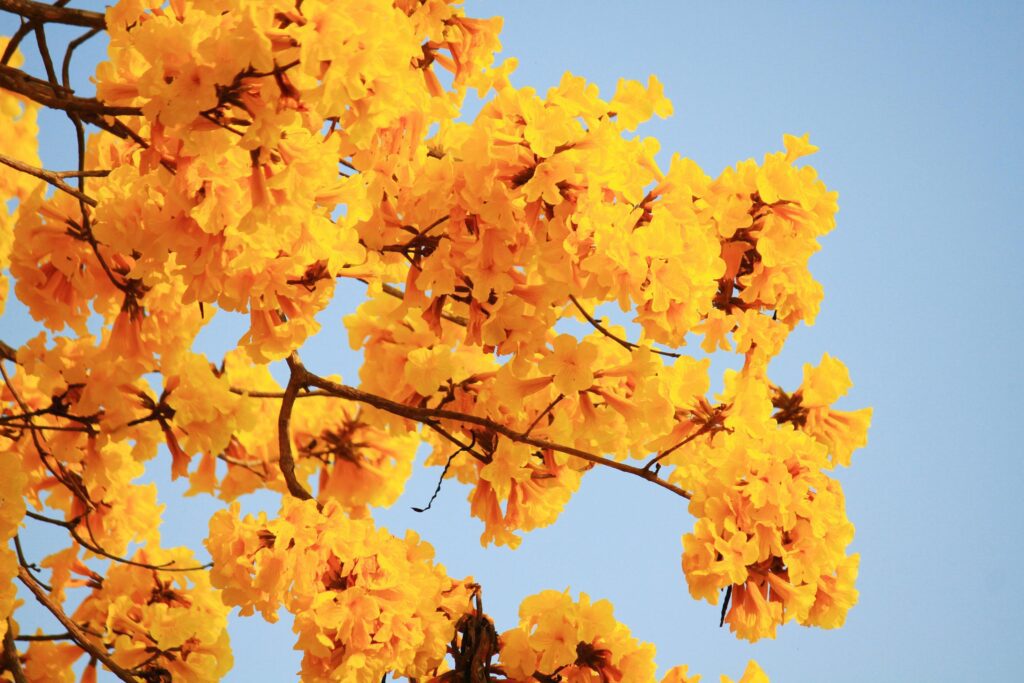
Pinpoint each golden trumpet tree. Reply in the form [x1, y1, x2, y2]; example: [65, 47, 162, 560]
[0, 1, 871, 681]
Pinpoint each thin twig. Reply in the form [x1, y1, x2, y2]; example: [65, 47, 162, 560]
[1, 421, 91, 432]
[14, 632, 73, 642]
[523, 393, 564, 437]
[568, 294, 680, 358]
[23, 511, 209, 572]
[76, 515, 210, 572]
[17, 566, 140, 683]
[61, 26, 101, 98]
[412, 432, 476, 512]
[12, 535, 48, 591]
[719, 585, 733, 627]
[0, 153, 95, 205]
[642, 419, 720, 471]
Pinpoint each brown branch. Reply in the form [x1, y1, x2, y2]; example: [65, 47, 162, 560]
[2, 421, 91, 432]
[14, 632, 73, 642]
[302, 371, 692, 500]
[0, 64, 138, 116]
[22, 510, 210, 572]
[17, 566, 140, 682]
[568, 294, 680, 358]
[0, 0, 106, 28]
[0, 340, 15, 362]
[78, 516, 210, 572]
[2, 621, 28, 683]
[0, 152, 96, 205]
[279, 354, 315, 501]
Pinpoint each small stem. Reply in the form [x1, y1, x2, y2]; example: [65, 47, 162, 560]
[523, 393, 564, 437]
[643, 420, 718, 471]
[412, 431, 475, 513]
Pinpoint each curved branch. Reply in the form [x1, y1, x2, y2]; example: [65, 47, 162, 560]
[278, 355, 315, 501]
[0, 0, 106, 29]
[23, 510, 210, 572]
[17, 566, 140, 683]
[302, 371, 692, 500]
[568, 294, 680, 358]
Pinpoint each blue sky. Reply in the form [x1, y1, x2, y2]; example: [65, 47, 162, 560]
[3, 1, 1023, 681]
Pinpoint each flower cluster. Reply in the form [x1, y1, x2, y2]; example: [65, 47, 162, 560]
[206, 497, 473, 682]
[0, 0, 869, 677]
[497, 590, 657, 682]
[673, 355, 869, 641]
[14, 547, 231, 683]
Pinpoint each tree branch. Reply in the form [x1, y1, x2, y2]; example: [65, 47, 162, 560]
[0, 0, 106, 29]
[0, 340, 15, 363]
[279, 354, 315, 501]
[0, 64, 138, 116]
[17, 566, 140, 683]
[2, 621, 28, 683]
[302, 371, 692, 500]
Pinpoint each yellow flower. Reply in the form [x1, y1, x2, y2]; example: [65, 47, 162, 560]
[539, 334, 599, 394]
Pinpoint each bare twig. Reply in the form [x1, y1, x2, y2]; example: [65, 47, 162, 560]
[412, 432, 476, 512]
[17, 566, 140, 683]
[22, 510, 210, 572]
[568, 294, 680, 358]
[15, 632, 73, 642]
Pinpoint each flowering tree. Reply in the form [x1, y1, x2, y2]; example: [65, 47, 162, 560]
[0, 1, 872, 681]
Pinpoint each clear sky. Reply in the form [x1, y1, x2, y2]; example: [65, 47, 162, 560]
[3, 1, 1023, 681]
